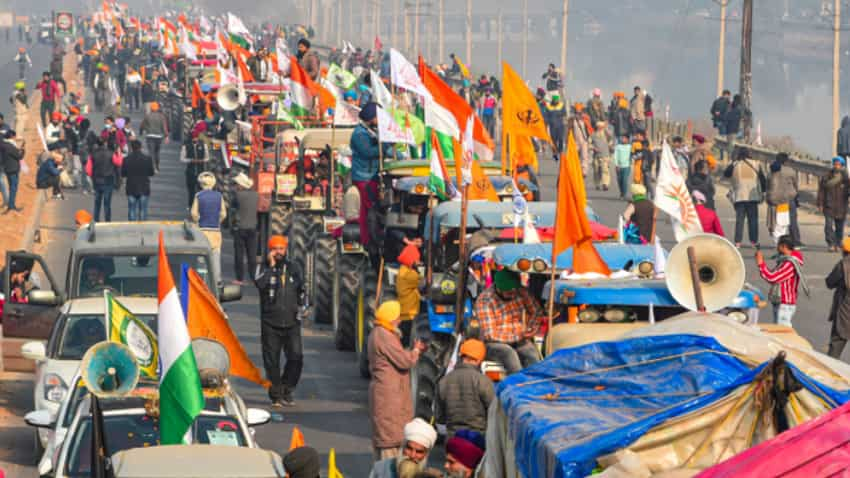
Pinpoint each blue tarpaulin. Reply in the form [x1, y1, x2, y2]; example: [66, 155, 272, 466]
[495, 334, 850, 478]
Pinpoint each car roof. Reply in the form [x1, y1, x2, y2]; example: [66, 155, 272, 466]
[111, 445, 284, 478]
[72, 221, 211, 255]
[63, 297, 159, 315]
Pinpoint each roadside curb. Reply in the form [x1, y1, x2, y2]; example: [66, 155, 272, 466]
[19, 190, 46, 250]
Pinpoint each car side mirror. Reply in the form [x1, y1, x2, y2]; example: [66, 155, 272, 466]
[21, 341, 46, 361]
[219, 285, 242, 303]
[246, 408, 271, 427]
[28, 289, 60, 306]
[24, 409, 55, 429]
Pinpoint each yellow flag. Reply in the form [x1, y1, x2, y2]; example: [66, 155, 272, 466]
[105, 290, 158, 379]
[501, 62, 553, 144]
[328, 448, 344, 478]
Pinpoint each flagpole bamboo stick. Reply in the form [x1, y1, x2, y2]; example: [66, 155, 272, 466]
[454, 184, 469, 334]
[426, 192, 435, 287]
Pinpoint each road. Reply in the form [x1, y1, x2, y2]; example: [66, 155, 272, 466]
[0, 88, 846, 478]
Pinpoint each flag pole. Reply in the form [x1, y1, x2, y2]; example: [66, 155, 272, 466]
[426, 191, 435, 287]
[546, 249, 557, 348]
[329, 117, 336, 210]
[454, 184, 469, 334]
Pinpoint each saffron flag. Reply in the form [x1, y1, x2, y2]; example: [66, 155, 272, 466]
[157, 233, 204, 444]
[184, 268, 270, 388]
[655, 141, 703, 241]
[452, 137, 497, 202]
[552, 133, 610, 275]
[502, 61, 552, 143]
[105, 290, 158, 379]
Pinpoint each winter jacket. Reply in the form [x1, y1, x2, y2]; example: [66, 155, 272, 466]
[818, 169, 850, 219]
[630, 93, 645, 121]
[435, 362, 495, 437]
[396, 265, 421, 322]
[232, 189, 259, 230]
[827, 256, 850, 341]
[724, 105, 743, 135]
[624, 197, 655, 242]
[611, 107, 631, 139]
[139, 111, 168, 137]
[36, 158, 60, 187]
[0, 140, 23, 175]
[687, 173, 716, 210]
[255, 258, 304, 328]
[587, 97, 606, 126]
[710, 96, 729, 125]
[121, 151, 154, 197]
[191, 189, 226, 230]
[350, 123, 392, 182]
[724, 159, 763, 203]
[590, 129, 611, 158]
[766, 166, 798, 206]
[838, 116, 850, 156]
[368, 326, 417, 448]
[90, 147, 115, 185]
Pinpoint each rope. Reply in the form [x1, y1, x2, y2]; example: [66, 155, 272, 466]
[534, 390, 716, 402]
[514, 349, 739, 388]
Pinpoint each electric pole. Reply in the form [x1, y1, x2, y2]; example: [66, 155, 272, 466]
[739, 0, 753, 140]
[522, 0, 528, 77]
[336, 0, 342, 47]
[560, 0, 568, 79]
[497, 10, 503, 69]
[466, 0, 472, 67]
[716, 0, 727, 97]
[393, 0, 399, 51]
[833, 0, 841, 155]
[404, 2, 410, 54]
[438, 0, 444, 63]
[414, 0, 420, 56]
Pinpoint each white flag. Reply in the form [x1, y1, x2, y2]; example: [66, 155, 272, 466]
[275, 38, 290, 75]
[180, 27, 197, 61]
[377, 107, 415, 145]
[654, 141, 703, 241]
[460, 115, 475, 185]
[390, 48, 431, 100]
[226, 12, 251, 38]
[321, 78, 360, 126]
[371, 70, 393, 109]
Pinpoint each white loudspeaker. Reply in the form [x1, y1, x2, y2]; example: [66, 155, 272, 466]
[665, 233, 746, 312]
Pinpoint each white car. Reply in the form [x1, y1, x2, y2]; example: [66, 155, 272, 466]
[21, 297, 158, 451]
[26, 381, 270, 478]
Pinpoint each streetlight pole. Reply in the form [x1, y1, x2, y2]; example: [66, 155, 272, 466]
[466, 0, 472, 67]
[438, 0, 444, 63]
[716, 0, 727, 97]
[522, 0, 528, 78]
[560, 0, 568, 79]
[833, 0, 841, 155]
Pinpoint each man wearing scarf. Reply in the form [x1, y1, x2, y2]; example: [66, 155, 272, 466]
[368, 301, 428, 462]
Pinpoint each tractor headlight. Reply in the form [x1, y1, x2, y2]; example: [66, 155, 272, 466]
[516, 259, 532, 272]
[637, 261, 654, 278]
[603, 308, 629, 323]
[532, 259, 547, 273]
[578, 308, 602, 323]
[727, 310, 749, 324]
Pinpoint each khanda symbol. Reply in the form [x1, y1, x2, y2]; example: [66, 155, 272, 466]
[516, 109, 540, 126]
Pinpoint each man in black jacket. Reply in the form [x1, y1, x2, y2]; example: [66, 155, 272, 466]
[1, 130, 24, 213]
[256, 235, 305, 408]
[121, 140, 154, 221]
[711, 90, 731, 134]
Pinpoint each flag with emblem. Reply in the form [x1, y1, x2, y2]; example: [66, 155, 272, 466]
[655, 141, 703, 241]
[105, 290, 158, 379]
[429, 130, 455, 200]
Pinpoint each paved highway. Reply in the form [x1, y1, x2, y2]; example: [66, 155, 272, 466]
[0, 97, 845, 477]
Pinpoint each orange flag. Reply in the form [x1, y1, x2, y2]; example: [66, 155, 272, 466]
[185, 269, 270, 388]
[289, 426, 305, 451]
[511, 134, 539, 173]
[501, 62, 552, 143]
[553, 132, 610, 275]
[452, 138, 499, 202]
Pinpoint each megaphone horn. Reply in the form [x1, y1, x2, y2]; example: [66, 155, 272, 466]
[217, 84, 246, 111]
[664, 233, 746, 313]
[80, 341, 140, 398]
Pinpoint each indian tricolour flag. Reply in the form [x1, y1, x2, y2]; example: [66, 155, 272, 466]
[288, 56, 317, 117]
[157, 232, 204, 445]
[429, 130, 455, 200]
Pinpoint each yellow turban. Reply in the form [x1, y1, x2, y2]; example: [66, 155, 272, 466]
[375, 301, 401, 331]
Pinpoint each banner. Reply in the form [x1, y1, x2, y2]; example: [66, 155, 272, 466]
[377, 106, 415, 145]
[105, 290, 158, 379]
[390, 49, 431, 100]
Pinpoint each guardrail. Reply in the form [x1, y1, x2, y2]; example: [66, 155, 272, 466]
[712, 136, 830, 186]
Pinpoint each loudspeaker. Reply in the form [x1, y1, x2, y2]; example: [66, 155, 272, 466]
[665, 233, 745, 312]
[217, 84, 246, 111]
[80, 342, 140, 397]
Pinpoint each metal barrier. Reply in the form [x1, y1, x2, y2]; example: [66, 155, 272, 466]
[713, 136, 830, 186]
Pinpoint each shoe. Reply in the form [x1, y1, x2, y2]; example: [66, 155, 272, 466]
[602, 185, 608, 191]
[280, 391, 295, 407]
[231, 280, 243, 286]
[735, 242, 742, 248]
[270, 400, 284, 409]
[1, 207, 10, 215]
[752, 243, 760, 250]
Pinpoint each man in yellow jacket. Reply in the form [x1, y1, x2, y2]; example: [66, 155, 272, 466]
[396, 243, 422, 322]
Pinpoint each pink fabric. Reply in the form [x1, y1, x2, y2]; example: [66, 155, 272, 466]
[695, 204, 725, 237]
[112, 151, 123, 167]
[354, 179, 378, 246]
[697, 400, 850, 478]
[85, 155, 93, 177]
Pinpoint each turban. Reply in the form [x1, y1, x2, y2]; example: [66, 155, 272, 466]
[359, 102, 377, 122]
[404, 418, 437, 449]
[446, 436, 484, 470]
[493, 269, 520, 292]
[397, 244, 421, 268]
[283, 447, 320, 478]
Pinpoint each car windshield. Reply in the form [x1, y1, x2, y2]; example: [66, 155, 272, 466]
[74, 254, 211, 298]
[65, 414, 247, 477]
[56, 314, 156, 360]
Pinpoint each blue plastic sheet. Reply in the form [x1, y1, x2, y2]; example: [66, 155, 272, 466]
[496, 335, 768, 478]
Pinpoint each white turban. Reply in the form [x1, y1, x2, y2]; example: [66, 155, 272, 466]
[403, 418, 437, 449]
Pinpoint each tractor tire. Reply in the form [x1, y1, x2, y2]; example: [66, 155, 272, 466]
[288, 214, 322, 313]
[357, 266, 379, 379]
[269, 204, 291, 237]
[313, 235, 336, 325]
[334, 252, 365, 351]
[413, 334, 453, 422]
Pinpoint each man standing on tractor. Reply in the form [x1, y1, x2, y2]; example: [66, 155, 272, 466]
[350, 102, 393, 246]
[473, 269, 545, 374]
[256, 235, 306, 408]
